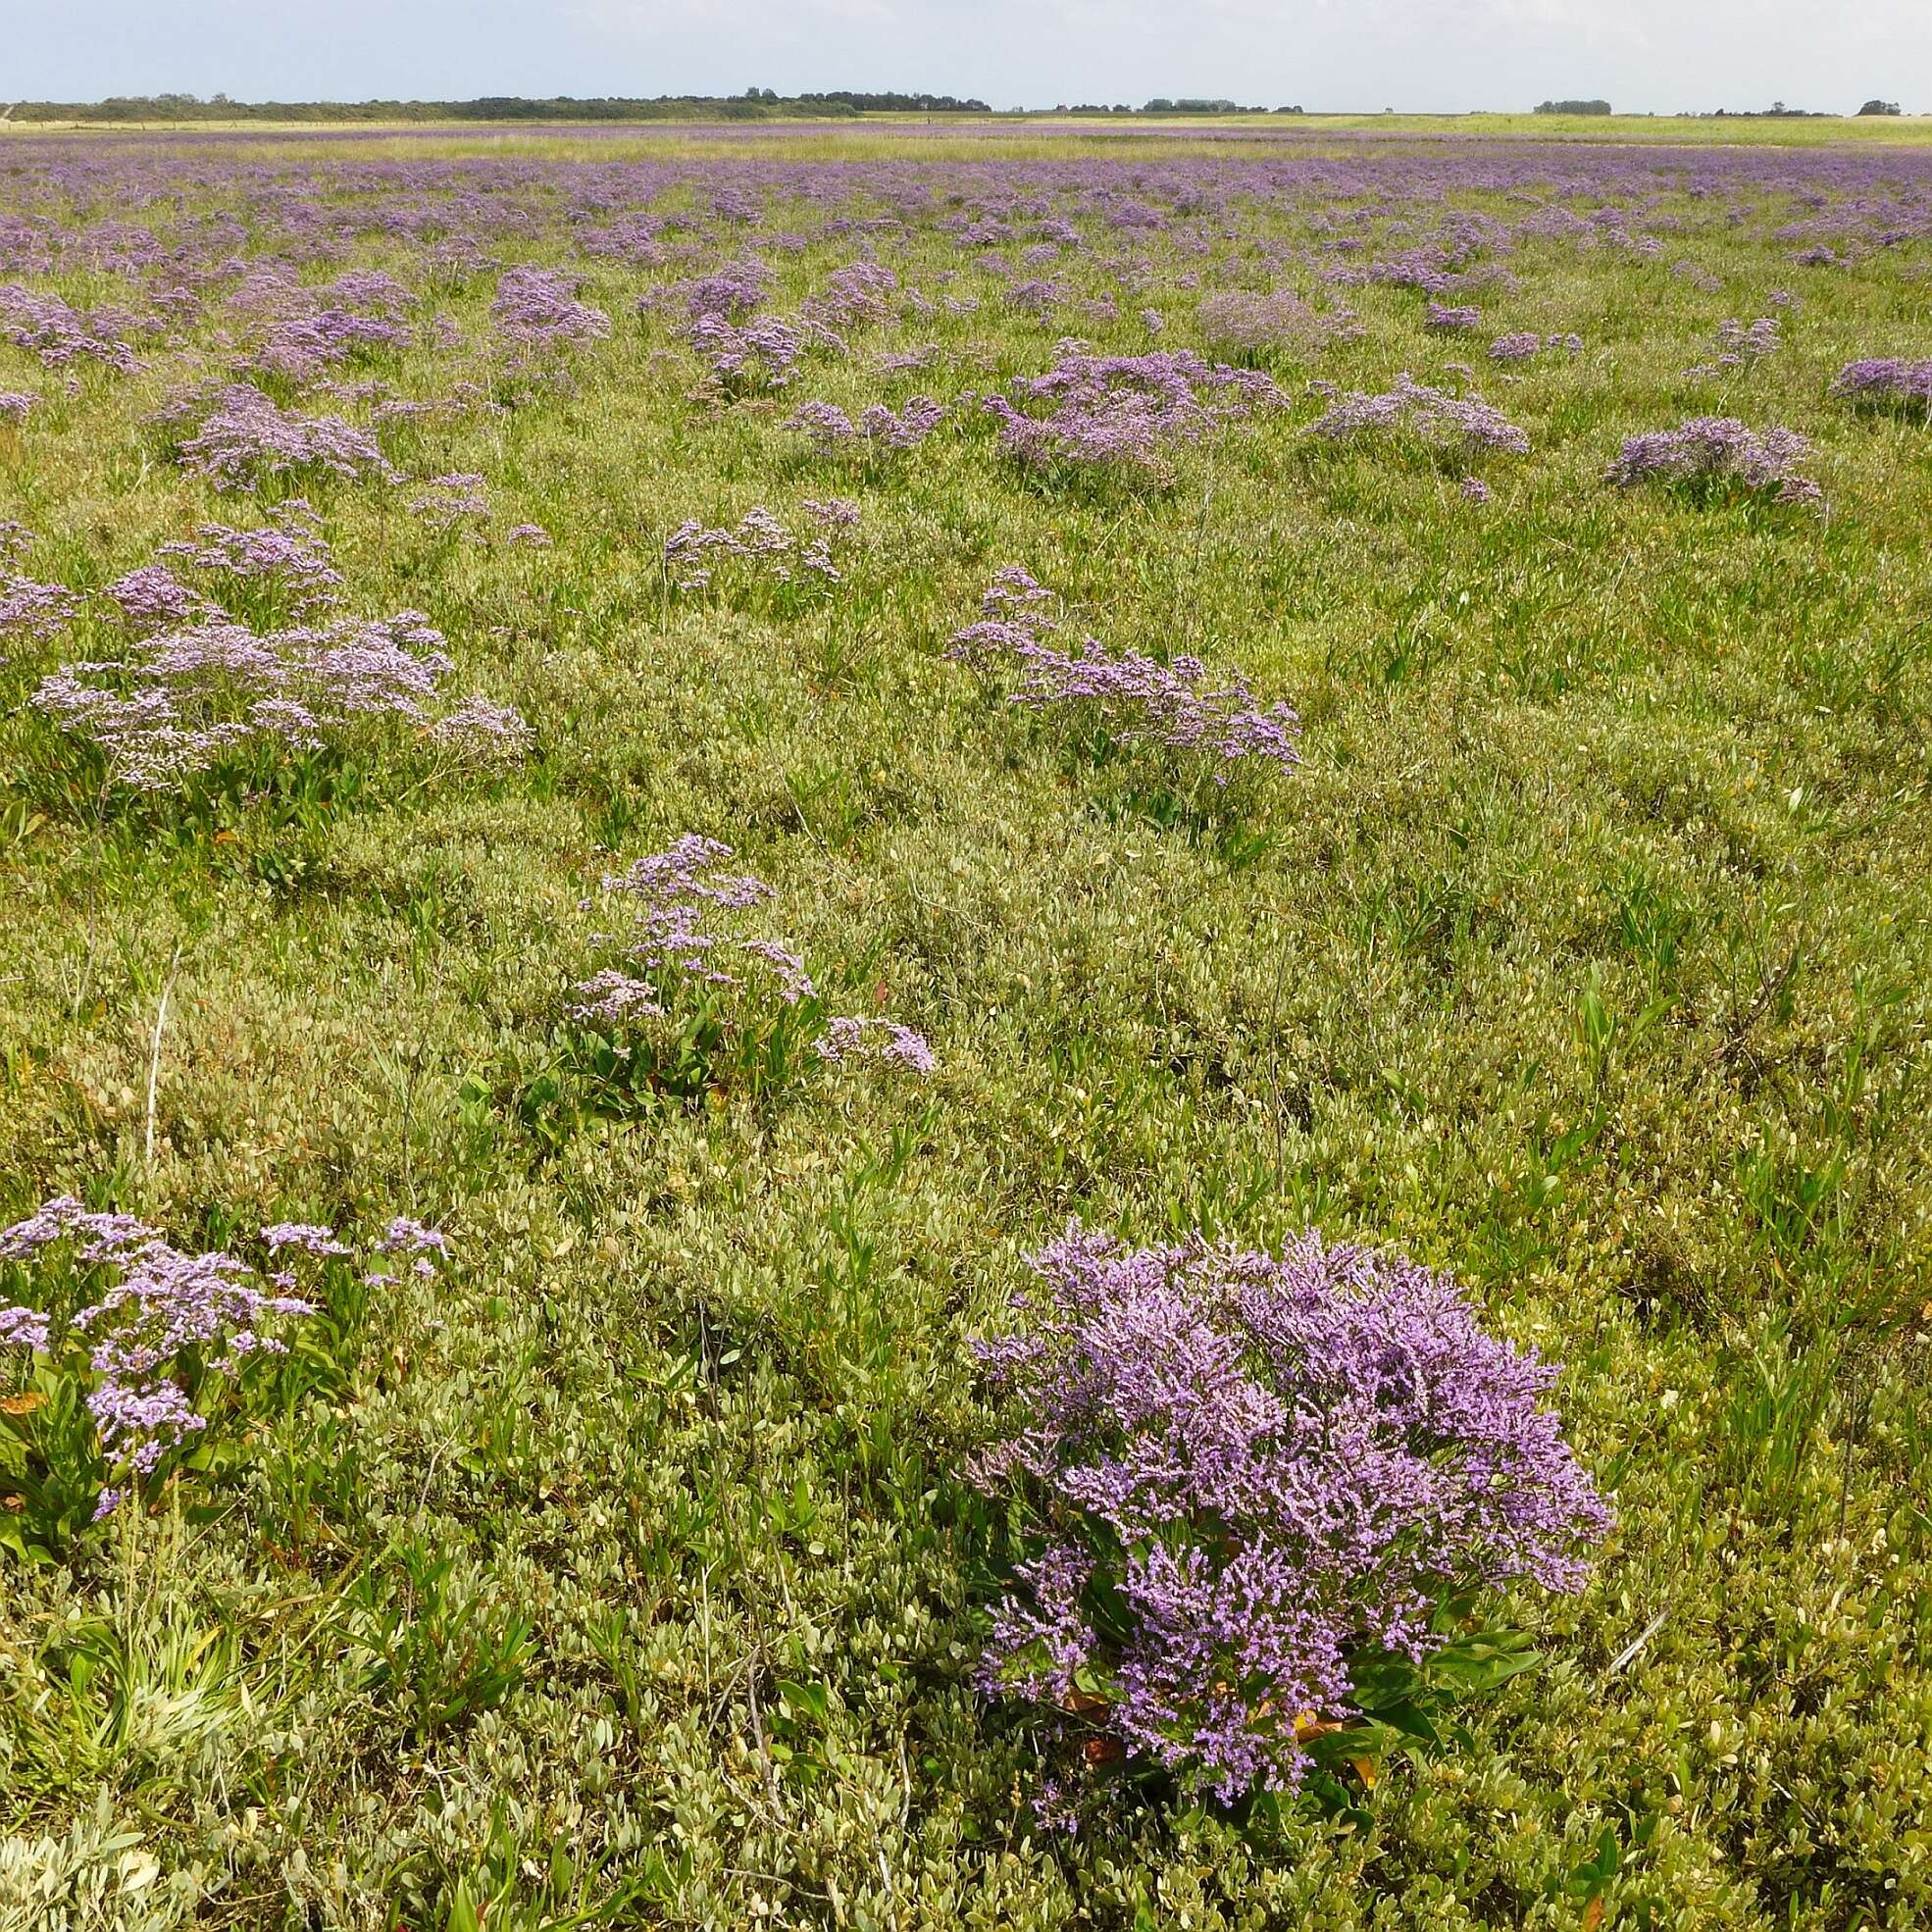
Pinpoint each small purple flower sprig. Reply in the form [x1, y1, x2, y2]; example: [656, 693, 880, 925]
[969, 1225, 1612, 1815]
[1195, 288, 1360, 361]
[1605, 417, 1820, 504]
[1489, 331, 1582, 364]
[663, 498, 860, 600]
[571, 835, 934, 1090]
[947, 567, 1301, 785]
[0, 1196, 448, 1531]
[0, 518, 78, 653]
[685, 313, 846, 397]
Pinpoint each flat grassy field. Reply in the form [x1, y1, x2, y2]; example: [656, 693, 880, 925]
[1, 123, 1930, 1930]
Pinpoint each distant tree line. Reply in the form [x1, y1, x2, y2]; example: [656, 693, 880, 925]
[1056, 101, 1303, 116]
[2, 89, 990, 125]
[1535, 99, 1611, 115]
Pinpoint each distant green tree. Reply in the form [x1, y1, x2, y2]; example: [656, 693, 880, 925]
[1536, 99, 1612, 115]
[1857, 99, 1903, 116]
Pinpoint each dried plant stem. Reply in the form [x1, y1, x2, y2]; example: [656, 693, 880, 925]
[143, 947, 182, 1172]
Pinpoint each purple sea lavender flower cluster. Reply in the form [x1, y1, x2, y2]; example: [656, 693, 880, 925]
[575, 836, 934, 1073]
[663, 500, 857, 592]
[104, 564, 216, 633]
[1830, 358, 1932, 411]
[1604, 417, 1819, 501]
[166, 383, 401, 491]
[0, 390, 37, 421]
[1489, 331, 1582, 363]
[805, 260, 899, 330]
[0, 573, 79, 642]
[158, 501, 343, 610]
[949, 566, 1300, 781]
[0, 1195, 334, 1517]
[1307, 372, 1531, 456]
[782, 395, 945, 453]
[491, 266, 611, 351]
[943, 564, 1060, 667]
[1426, 301, 1484, 332]
[812, 1016, 939, 1073]
[409, 471, 491, 534]
[968, 1225, 1612, 1804]
[658, 258, 773, 322]
[255, 305, 411, 381]
[1195, 288, 1357, 360]
[32, 609, 529, 788]
[1685, 317, 1782, 378]
[0, 282, 139, 373]
[687, 313, 818, 392]
[985, 345, 1286, 476]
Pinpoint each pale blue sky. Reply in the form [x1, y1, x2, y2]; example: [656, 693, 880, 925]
[6, 0, 1929, 116]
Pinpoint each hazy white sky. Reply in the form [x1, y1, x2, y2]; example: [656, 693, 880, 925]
[7, 0, 1930, 116]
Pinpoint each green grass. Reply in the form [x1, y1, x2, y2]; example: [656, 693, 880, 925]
[2, 124, 1931, 1929]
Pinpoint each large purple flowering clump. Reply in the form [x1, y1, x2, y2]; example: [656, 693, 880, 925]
[1195, 288, 1358, 360]
[0, 281, 140, 373]
[970, 1226, 1612, 1805]
[490, 266, 611, 352]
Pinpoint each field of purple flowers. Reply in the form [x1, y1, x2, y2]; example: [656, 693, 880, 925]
[1, 121, 1931, 1928]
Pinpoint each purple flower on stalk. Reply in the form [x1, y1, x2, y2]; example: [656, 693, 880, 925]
[261, 1222, 350, 1257]
[812, 1016, 937, 1072]
[1489, 331, 1543, 362]
[105, 564, 216, 633]
[664, 502, 857, 594]
[158, 504, 342, 609]
[32, 607, 523, 791]
[379, 1217, 448, 1258]
[1197, 288, 1357, 359]
[784, 395, 943, 453]
[1426, 301, 1483, 331]
[969, 1225, 1611, 1805]
[409, 472, 490, 534]
[0, 282, 138, 372]
[0, 391, 36, 421]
